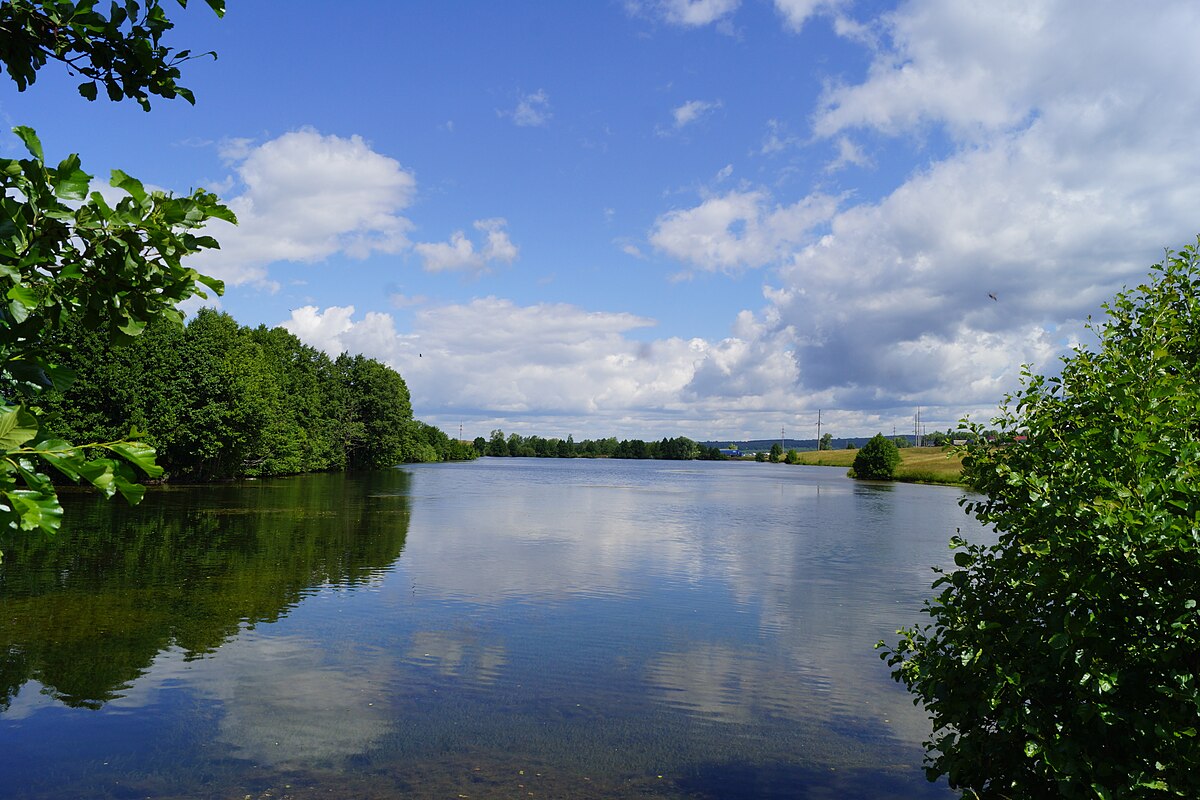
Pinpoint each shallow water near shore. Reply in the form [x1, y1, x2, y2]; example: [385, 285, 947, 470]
[0, 458, 986, 798]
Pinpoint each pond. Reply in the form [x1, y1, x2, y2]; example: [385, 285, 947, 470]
[0, 458, 987, 799]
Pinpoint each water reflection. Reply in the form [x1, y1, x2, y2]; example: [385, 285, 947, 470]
[399, 461, 974, 746]
[0, 471, 411, 711]
[195, 633, 395, 766]
[407, 630, 508, 685]
[0, 460, 986, 799]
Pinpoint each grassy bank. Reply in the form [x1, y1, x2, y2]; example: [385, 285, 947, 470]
[791, 447, 966, 486]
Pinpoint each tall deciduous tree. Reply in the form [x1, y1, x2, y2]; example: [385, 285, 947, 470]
[880, 242, 1200, 798]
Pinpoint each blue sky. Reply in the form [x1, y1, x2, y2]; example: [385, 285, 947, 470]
[3, 0, 1198, 441]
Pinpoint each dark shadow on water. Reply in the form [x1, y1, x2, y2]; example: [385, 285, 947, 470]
[852, 481, 897, 495]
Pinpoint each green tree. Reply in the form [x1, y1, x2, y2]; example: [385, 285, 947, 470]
[769, 442, 783, 462]
[819, 432, 833, 450]
[785, 448, 800, 464]
[880, 243, 1200, 799]
[336, 354, 413, 470]
[851, 433, 899, 480]
[486, 429, 508, 457]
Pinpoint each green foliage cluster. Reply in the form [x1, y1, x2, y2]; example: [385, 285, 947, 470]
[0, 1, 227, 551]
[880, 243, 1200, 799]
[0, 0, 224, 109]
[474, 430, 723, 461]
[851, 433, 900, 480]
[819, 432, 833, 450]
[40, 310, 474, 480]
[0, 127, 229, 541]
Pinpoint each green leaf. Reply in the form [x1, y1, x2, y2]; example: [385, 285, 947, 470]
[78, 459, 117, 498]
[110, 169, 147, 204]
[0, 405, 38, 449]
[109, 441, 164, 478]
[12, 126, 43, 161]
[197, 273, 225, 296]
[5, 489, 63, 534]
[117, 315, 148, 337]
[53, 160, 92, 200]
[113, 473, 147, 505]
[78, 81, 99, 101]
[7, 283, 38, 312]
[36, 440, 85, 482]
[203, 203, 238, 225]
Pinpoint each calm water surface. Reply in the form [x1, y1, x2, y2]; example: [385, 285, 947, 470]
[0, 459, 988, 799]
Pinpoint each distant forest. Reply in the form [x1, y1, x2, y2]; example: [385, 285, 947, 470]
[474, 430, 726, 460]
[39, 309, 475, 481]
[473, 432, 959, 461]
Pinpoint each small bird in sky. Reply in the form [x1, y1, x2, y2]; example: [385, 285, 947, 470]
[988, 293, 998, 301]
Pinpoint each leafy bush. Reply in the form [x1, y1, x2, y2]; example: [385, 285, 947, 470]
[880, 242, 1200, 799]
[851, 433, 900, 479]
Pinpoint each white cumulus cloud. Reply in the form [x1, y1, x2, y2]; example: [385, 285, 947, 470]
[195, 128, 416, 288]
[413, 218, 519, 274]
[740, 0, 1200, 423]
[650, 189, 838, 273]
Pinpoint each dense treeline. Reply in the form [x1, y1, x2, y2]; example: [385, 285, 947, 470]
[472, 429, 727, 460]
[39, 309, 474, 480]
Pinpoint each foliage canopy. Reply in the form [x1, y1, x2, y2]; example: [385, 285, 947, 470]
[880, 242, 1200, 799]
[0, 0, 224, 109]
[852, 432, 900, 480]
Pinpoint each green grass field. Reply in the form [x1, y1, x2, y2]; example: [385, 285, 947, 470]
[791, 446, 965, 485]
